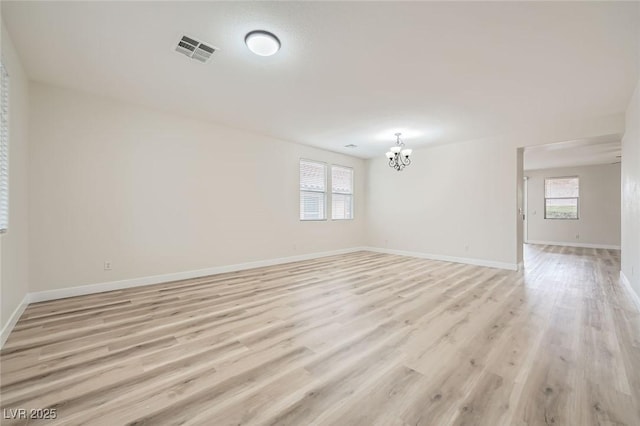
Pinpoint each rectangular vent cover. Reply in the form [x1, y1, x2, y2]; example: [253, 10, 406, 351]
[176, 35, 215, 63]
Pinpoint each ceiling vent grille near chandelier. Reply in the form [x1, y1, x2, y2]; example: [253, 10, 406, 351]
[385, 133, 413, 171]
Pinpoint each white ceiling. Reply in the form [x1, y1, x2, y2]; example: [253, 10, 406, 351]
[524, 134, 622, 171]
[2, 1, 639, 158]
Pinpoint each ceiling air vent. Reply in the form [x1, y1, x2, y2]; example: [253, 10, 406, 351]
[176, 35, 216, 63]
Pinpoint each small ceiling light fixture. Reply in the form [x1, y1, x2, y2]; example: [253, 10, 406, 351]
[385, 133, 413, 171]
[245, 30, 281, 56]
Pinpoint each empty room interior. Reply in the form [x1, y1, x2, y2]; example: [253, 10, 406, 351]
[1, 1, 640, 425]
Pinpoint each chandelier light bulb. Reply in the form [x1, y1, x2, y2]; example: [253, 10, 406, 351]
[401, 149, 412, 158]
[390, 146, 402, 154]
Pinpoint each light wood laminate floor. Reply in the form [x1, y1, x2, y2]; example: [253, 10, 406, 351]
[1, 245, 639, 425]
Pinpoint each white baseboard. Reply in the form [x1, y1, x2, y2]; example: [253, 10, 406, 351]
[620, 270, 640, 311]
[3, 245, 514, 348]
[24, 245, 517, 307]
[2, 247, 366, 348]
[526, 240, 621, 250]
[28, 247, 368, 304]
[363, 247, 518, 271]
[1, 293, 29, 348]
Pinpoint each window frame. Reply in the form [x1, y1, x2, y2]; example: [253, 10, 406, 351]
[331, 164, 354, 221]
[299, 158, 327, 221]
[544, 176, 579, 220]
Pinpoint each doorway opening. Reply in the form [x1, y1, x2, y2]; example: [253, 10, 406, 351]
[520, 135, 622, 269]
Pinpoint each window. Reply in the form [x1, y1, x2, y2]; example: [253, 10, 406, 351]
[0, 61, 8, 233]
[545, 177, 579, 219]
[331, 165, 353, 220]
[300, 160, 326, 220]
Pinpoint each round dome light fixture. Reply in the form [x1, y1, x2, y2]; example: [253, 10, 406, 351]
[245, 30, 281, 57]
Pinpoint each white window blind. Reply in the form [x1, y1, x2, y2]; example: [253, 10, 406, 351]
[300, 160, 326, 220]
[332, 165, 353, 220]
[0, 61, 8, 233]
[544, 177, 579, 219]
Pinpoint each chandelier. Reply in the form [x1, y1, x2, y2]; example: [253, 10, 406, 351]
[385, 133, 413, 171]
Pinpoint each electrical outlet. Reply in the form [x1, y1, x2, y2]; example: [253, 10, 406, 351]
[576, 234, 580, 239]
[464, 244, 469, 252]
[104, 261, 112, 271]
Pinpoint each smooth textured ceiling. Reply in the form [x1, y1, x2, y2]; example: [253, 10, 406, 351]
[2, 1, 639, 158]
[524, 134, 622, 171]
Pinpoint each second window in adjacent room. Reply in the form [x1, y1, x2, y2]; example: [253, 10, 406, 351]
[544, 176, 579, 219]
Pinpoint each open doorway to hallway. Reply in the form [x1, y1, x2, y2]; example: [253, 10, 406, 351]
[521, 135, 622, 265]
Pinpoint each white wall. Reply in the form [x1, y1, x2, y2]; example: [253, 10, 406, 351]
[0, 23, 29, 332]
[622, 78, 640, 297]
[524, 164, 621, 248]
[366, 137, 519, 269]
[28, 83, 366, 292]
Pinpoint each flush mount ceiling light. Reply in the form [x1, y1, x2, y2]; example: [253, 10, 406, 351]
[385, 133, 413, 171]
[245, 30, 281, 56]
